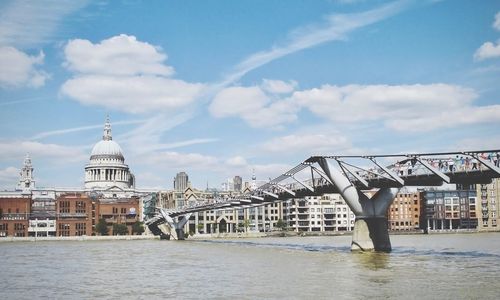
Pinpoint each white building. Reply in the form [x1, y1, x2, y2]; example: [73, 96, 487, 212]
[84, 117, 134, 191]
[284, 194, 355, 232]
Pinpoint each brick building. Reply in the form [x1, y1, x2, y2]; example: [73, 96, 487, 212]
[98, 197, 140, 235]
[387, 190, 425, 231]
[0, 193, 31, 237]
[56, 193, 94, 236]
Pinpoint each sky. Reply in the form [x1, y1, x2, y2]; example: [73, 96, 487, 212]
[0, 0, 499, 190]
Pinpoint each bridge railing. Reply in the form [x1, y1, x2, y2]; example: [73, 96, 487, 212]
[158, 150, 500, 218]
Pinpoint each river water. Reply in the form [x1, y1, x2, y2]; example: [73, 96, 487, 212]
[1, 233, 499, 299]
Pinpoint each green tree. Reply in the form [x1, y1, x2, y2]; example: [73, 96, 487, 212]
[132, 221, 144, 235]
[197, 223, 204, 233]
[243, 219, 251, 233]
[276, 219, 287, 231]
[112, 223, 129, 235]
[95, 218, 109, 236]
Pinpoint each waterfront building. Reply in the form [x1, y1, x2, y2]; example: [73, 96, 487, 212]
[477, 178, 499, 230]
[387, 190, 425, 231]
[97, 196, 140, 235]
[0, 192, 31, 237]
[423, 189, 478, 230]
[284, 194, 355, 232]
[28, 189, 57, 237]
[56, 192, 94, 236]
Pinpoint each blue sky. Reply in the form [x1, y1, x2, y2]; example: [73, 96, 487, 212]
[1, 0, 499, 190]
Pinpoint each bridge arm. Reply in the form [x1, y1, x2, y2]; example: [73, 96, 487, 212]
[468, 153, 500, 175]
[414, 156, 450, 183]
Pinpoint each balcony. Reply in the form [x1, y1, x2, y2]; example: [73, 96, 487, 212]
[58, 213, 88, 218]
[0, 214, 27, 220]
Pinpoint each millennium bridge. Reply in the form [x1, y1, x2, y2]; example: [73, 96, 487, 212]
[145, 150, 500, 252]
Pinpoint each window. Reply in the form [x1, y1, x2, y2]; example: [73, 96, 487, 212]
[59, 201, 70, 213]
[59, 223, 70, 236]
[76, 223, 86, 236]
[112, 207, 118, 214]
[121, 208, 126, 214]
[76, 201, 86, 214]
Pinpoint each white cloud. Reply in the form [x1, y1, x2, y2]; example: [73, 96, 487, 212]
[292, 83, 499, 131]
[0, 167, 19, 188]
[261, 79, 297, 94]
[494, 11, 500, 31]
[260, 133, 352, 154]
[142, 151, 218, 170]
[0, 0, 88, 48]
[474, 40, 500, 61]
[61, 75, 204, 114]
[0, 47, 49, 88]
[0, 141, 87, 163]
[226, 156, 248, 167]
[209, 84, 299, 129]
[209, 86, 269, 118]
[63, 34, 173, 76]
[61, 35, 205, 114]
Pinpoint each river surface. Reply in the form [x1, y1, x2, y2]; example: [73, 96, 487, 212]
[1, 233, 500, 299]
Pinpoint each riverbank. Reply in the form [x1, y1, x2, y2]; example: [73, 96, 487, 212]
[0, 235, 159, 243]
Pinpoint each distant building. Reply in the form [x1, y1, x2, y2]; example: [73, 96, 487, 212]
[477, 179, 499, 230]
[17, 154, 35, 191]
[233, 176, 242, 192]
[423, 189, 478, 230]
[387, 190, 425, 231]
[174, 172, 189, 192]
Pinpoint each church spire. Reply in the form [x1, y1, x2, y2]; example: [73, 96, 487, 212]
[18, 153, 35, 191]
[103, 115, 112, 141]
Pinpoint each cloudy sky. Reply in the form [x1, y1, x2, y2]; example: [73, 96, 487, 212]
[0, 0, 499, 190]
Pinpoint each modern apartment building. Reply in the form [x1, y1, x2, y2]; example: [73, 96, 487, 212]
[423, 189, 478, 230]
[283, 194, 355, 232]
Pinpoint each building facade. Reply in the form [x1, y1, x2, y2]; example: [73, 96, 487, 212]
[284, 194, 355, 232]
[174, 172, 189, 192]
[387, 190, 425, 231]
[424, 189, 478, 231]
[477, 178, 499, 230]
[84, 117, 135, 191]
[0, 193, 31, 237]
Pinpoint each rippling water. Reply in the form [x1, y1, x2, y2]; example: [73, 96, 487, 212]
[1, 233, 500, 299]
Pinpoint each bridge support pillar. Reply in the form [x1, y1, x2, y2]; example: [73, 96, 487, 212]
[318, 158, 400, 252]
[160, 210, 192, 240]
[352, 217, 391, 252]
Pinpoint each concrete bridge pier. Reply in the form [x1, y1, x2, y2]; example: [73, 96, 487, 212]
[318, 158, 400, 252]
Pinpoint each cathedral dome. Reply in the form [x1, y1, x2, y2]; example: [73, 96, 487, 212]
[85, 116, 134, 190]
[90, 140, 124, 160]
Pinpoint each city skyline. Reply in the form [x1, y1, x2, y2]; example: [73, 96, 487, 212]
[1, 0, 500, 190]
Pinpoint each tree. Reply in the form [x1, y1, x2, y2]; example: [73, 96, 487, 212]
[276, 219, 287, 231]
[112, 223, 129, 235]
[95, 218, 109, 236]
[197, 223, 204, 233]
[243, 219, 251, 232]
[132, 221, 144, 235]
